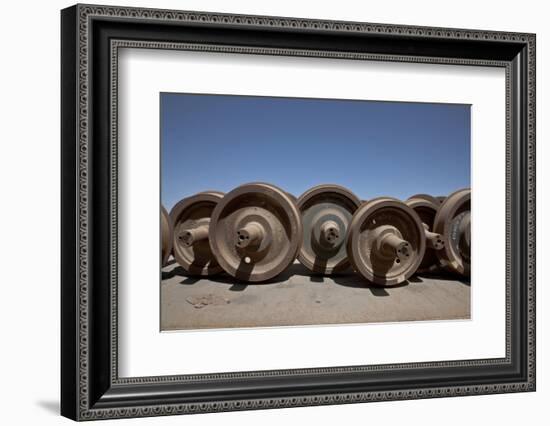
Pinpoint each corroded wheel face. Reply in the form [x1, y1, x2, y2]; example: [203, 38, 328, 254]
[169, 192, 224, 276]
[347, 197, 426, 286]
[405, 197, 443, 273]
[433, 188, 471, 276]
[297, 184, 361, 274]
[161, 205, 173, 267]
[209, 183, 302, 282]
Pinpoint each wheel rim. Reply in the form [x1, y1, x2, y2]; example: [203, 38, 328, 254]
[408, 193, 440, 205]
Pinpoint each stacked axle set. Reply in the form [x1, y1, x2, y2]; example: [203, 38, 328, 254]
[161, 183, 471, 286]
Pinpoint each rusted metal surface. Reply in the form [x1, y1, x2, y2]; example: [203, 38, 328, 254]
[347, 197, 426, 286]
[161, 205, 173, 266]
[405, 197, 445, 273]
[297, 184, 361, 274]
[209, 182, 302, 282]
[169, 191, 224, 276]
[433, 188, 471, 276]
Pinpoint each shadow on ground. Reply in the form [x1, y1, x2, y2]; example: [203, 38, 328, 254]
[36, 400, 59, 415]
[176, 262, 312, 287]
[165, 259, 470, 290]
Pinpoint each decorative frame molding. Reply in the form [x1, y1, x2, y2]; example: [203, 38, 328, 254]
[61, 4, 535, 421]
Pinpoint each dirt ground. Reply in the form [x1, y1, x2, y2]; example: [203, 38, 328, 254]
[161, 260, 470, 331]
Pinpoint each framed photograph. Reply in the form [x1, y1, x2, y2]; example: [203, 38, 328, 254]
[61, 4, 536, 421]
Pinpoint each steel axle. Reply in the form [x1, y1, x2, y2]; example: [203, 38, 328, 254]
[179, 225, 209, 247]
[236, 222, 266, 249]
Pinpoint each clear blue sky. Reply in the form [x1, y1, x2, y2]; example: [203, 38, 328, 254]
[161, 93, 470, 210]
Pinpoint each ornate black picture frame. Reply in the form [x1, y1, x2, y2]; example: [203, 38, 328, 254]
[61, 4, 536, 421]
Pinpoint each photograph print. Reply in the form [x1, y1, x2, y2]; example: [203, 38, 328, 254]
[160, 93, 471, 331]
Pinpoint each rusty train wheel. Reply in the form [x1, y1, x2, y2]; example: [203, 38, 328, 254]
[405, 197, 445, 274]
[433, 188, 471, 276]
[347, 197, 426, 286]
[209, 183, 302, 282]
[297, 184, 361, 274]
[161, 205, 173, 267]
[169, 191, 224, 276]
